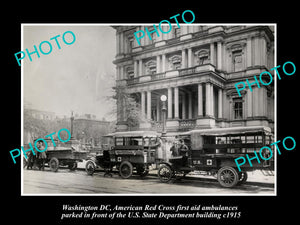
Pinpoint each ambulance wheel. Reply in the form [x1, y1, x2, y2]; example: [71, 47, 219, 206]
[49, 157, 59, 172]
[217, 166, 239, 188]
[119, 161, 133, 179]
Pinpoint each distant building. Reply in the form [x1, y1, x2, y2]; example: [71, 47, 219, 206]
[112, 25, 274, 133]
[25, 108, 56, 120]
[73, 114, 111, 149]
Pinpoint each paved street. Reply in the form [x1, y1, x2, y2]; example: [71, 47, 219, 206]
[23, 167, 275, 195]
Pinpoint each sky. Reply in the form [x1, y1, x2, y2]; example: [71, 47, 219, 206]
[23, 25, 116, 120]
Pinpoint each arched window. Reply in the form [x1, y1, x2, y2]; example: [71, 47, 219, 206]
[168, 55, 182, 69]
[145, 60, 157, 74]
[126, 66, 134, 79]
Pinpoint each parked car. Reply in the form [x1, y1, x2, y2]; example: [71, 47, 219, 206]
[85, 131, 160, 178]
[157, 126, 273, 188]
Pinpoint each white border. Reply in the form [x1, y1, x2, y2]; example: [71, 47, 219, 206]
[21, 23, 277, 196]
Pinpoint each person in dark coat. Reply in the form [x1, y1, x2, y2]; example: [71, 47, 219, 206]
[178, 139, 189, 166]
[170, 142, 179, 157]
[36, 140, 47, 170]
[26, 151, 35, 170]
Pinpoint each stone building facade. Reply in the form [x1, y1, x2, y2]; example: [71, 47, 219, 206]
[112, 25, 275, 133]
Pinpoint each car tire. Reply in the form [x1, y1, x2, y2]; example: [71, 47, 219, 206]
[158, 164, 173, 183]
[119, 161, 133, 179]
[49, 157, 59, 172]
[85, 160, 96, 175]
[217, 166, 239, 188]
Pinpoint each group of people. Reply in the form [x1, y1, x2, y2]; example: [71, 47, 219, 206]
[169, 138, 189, 167]
[170, 138, 189, 157]
[24, 140, 47, 170]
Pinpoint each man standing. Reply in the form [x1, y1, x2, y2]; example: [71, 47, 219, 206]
[36, 140, 47, 170]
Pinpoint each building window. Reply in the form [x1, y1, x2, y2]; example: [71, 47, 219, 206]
[199, 55, 209, 65]
[195, 49, 209, 65]
[145, 60, 157, 74]
[126, 67, 134, 79]
[168, 55, 182, 70]
[233, 97, 243, 119]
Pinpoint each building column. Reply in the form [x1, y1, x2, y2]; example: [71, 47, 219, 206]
[116, 33, 120, 54]
[156, 55, 161, 73]
[253, 87, 259, 116]
[141, 26, 145, 46]
[198, 84, 203, 116]
[210, 42, 215, 66]
[247, 37, 252, 68]
[122, 97, 126, 121]
[259, 87, 265, 117]
[217, 42, 222, 70]
[134, 60, 138, 77]
[141, 91, 145, 117]
[211, 84, 214, 117]
[254, 37, 260, 66]
[218, 88, 223, 118]
[167, 87, 172, 119]
[182, 93, 186, 119]
[188, 92, 192, 119]
[188, 48, 193, 67]
[120, 32, 124, 54]
[181, 49, 186, 69]
[116, 66, 120, 80]
[156, 98, 160, 121]
[205, 83, 211, 117]
[261, 37, 267, 67]
[174, 87, 179, 118]
[147, 91, 151, 120]
[162, 54, 166, 72]
[139, 59, 143, 76]
[123, 35, 129, 54]
[117, 97, 121, 121]
[120, 66, 124, 79]
[247, 90, 253, 117]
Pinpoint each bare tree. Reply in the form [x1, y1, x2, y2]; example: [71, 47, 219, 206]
[110, 85, 146, 129]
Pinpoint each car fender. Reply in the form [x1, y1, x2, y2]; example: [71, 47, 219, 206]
[86, 159, 97, 168]
[159, 161, 174, 169]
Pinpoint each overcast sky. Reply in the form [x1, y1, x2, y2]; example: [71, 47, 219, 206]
[23, 25, 116, 120]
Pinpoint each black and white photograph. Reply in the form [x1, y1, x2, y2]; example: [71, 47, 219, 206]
[21, 24, 276, 195]
[4, 4, 298, 225]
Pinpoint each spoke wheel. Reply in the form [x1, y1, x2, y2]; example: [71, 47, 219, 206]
[119, 161, 133, 179]
[217, 166, 239, 188]
[49, 157, 59, 172]
[85, 161, 96, 175]
[158, 165, 173, 183]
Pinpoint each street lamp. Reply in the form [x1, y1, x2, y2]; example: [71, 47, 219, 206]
[160, 95, 167, 162]
[160, 95, 167, 137]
